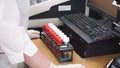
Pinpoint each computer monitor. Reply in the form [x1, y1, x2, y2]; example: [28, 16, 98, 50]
[87, 0, 119, 22]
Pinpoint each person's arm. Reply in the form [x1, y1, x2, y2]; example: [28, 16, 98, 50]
[24, 50, 85, 68]
[24, 51, 51, 68]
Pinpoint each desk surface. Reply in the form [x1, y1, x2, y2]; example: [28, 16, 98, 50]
[32, 39, 120, 68]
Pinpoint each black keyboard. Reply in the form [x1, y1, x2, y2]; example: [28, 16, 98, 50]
[59, 13, 120, 58]
[61, 13, 113, 41]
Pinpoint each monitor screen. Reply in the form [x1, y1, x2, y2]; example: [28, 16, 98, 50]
[87, 0, 118, 21]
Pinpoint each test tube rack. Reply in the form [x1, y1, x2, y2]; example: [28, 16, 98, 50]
[40, 23, 73, 63]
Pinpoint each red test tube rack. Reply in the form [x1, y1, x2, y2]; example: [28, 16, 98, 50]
[40, 23, 73, 63]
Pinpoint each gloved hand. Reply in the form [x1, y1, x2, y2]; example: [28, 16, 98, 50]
[49, 62, 85, 68]
[27, 29, 40, 39]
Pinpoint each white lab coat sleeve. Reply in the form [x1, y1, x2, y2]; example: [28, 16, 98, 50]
[23, 33, 38, 57]
[0, 23, 38, 64]
[0, 0, 38, 64]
